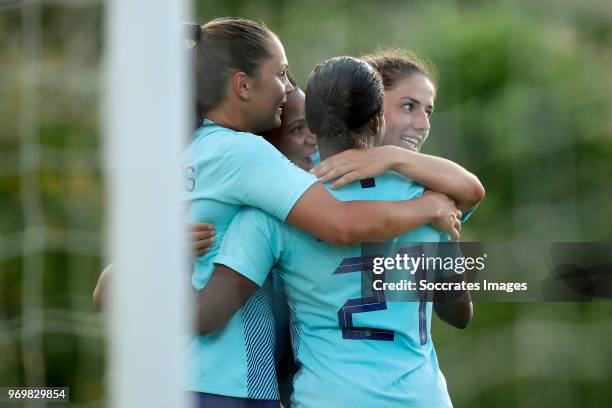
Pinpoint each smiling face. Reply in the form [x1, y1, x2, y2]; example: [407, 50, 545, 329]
[263, 88, 318, 171]
[381, 73, 435, 152]
[249, 36, 294, 133]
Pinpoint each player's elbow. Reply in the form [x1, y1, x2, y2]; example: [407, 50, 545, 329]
[324, 226, 356, 246]
[464, 174, 485, 209]
[93, 264, 113, 313]
[331, 224, 360, 246]
[196, 314, 223, 335]
[451, 315, 472, 330]
[92, 286, 104, 312]
[449, 304, 474, 329]
[455, 173, 484, 212]
[196, 321, 214, 336]
[434, 299, 473, 329]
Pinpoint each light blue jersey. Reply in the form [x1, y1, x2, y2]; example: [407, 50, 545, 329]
[215, 172, 454, 407]
[310, 150, 320, 166]
[184, 119, 318, 399]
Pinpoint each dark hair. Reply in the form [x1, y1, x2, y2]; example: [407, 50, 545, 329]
[305, 56, 384, 150]
[361, 48, 437, 91]
[183, 18, 277, 123]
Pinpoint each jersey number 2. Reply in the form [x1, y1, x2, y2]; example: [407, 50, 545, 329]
[334, 255, 394, 341]
[334, 246, 428, 345]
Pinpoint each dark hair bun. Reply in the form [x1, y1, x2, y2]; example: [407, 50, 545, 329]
[306, 56, 384, 150]
[318, 111, 349, 145]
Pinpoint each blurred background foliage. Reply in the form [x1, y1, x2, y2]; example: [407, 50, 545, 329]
[0, 0, 611, 406]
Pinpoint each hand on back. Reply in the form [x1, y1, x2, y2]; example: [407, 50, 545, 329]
[190, 223, 216, 256]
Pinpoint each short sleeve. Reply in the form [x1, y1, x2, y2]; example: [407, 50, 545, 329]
[460, 203, 479, 223]
[213, 207, 289, 286]
[228, 135, 318, 221]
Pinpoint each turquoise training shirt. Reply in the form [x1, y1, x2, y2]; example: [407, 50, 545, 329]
[184, 119, 317, 399]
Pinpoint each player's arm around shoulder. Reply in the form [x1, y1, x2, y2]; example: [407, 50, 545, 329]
[312, 145, 485, 213]
[287, 182, 463, 244]
[386, 146, 485, 213]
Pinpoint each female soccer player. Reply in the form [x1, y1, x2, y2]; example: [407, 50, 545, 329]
[312, 50, 483, 214]
[92, 73, 314, 407]
[200, 56, 461, 407]
[312, 48, 480, 328]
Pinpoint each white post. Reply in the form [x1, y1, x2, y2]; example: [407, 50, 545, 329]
[104, 0, 190, 407]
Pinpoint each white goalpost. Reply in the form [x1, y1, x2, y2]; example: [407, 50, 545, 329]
[104, 0, 191, 407]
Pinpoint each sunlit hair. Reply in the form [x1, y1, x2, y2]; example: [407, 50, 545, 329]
[361, 48, 438, 92]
